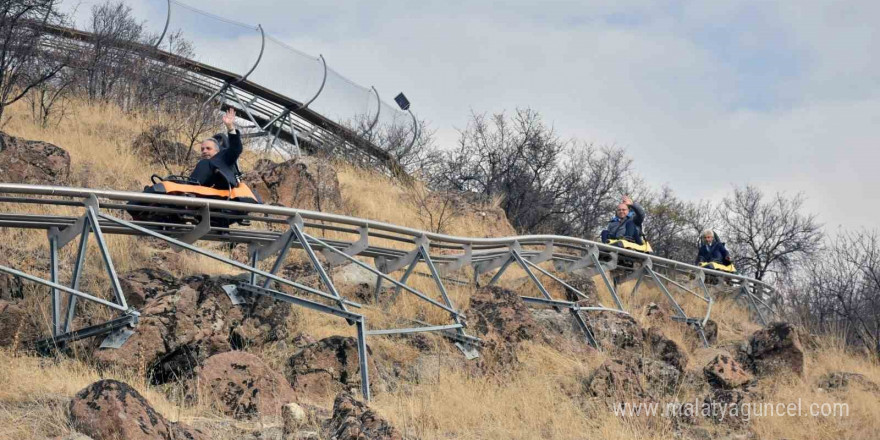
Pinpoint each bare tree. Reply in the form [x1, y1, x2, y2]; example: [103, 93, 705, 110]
[0, 0, 67, 125]
[793, 230, 880, 357]
[23, 64, 74, 127]
[555, 143, 635, 239]
[344, 111, 440, 177]
[719, 185, 823, 281]
[428, 109, 578, 233]
[80, 1, 145, 102]
[638, 185, 696, 262]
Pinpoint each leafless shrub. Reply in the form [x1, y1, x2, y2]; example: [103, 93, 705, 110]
[718, 185, 823, 281]
[22, 66, 74, 128]
[403, 184, 464, 234]
[792, 230, 880, 357]
[0, 0, 68, 125]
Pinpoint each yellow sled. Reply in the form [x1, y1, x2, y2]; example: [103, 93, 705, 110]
[607, 238, 653, 254]
[700, 261, 737, 273]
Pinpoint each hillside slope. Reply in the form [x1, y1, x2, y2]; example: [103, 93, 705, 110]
[0, 99, 878, 440]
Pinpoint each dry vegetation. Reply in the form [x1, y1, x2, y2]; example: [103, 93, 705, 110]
[1, 99, 879, 439]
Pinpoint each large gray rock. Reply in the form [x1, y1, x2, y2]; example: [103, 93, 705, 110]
[587, 310, 644, 352]
[131, 125, 195, 169]
[193, 351, 297, 419]
[285, 336, 370, 401]
[0, 272, 25, 300]
[0, 300, 40, 348]
[744, 322, 805, 377]
[0, 131, 70, 184]
[117, 268, 183, 309]
[644, 327, 689, 372]
[243, 157, 341, 211]
[704, 353, 753, 389]
[92, 274, 290, 383]
[324, 393, 402, 440]
[468, 286, 543, 368]
[816, 371, 880, 394]
[583, 355, 683, 400]
[69, 379, 208, 440]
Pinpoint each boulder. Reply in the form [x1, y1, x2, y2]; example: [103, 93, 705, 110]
[282, 402, 308, 438]
[745, 322, 805, 377]
[468, 286, 542, 367]
[704, 353, 752, 389]
[529, 308, 586, 350]
[92, 274, 290, 383]
[584, 356, 683, 400]
[700, 319, 718, 345]
[645, 302, 667, 320]
[0, 131, 70, 184]
[118, 268, 183, 309]
[702, 389, 750, 428]
[0, 272, 25, 300]
[644, 327, 689, 372]
[69, 379, 208, 440]
[639, 357, 684, 396]
[584, 357, 645, 399]
[285, 336, 369, 399]
[131, 125, 195, 169]
[587, 310, 644, 352]
[561, 271, 597, 302]
[242, 157, 341, 211]
[324, 393, 402, 440]
[193, 351, 296, 419]
[331, 263, 379, 303]
[816, 371, 880, 394]
[0, 300, 40, 348]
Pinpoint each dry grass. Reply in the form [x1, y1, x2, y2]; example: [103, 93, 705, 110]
[0, 348, 211, 439]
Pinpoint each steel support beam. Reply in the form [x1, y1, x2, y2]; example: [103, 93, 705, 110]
[98, 213, 361, 308]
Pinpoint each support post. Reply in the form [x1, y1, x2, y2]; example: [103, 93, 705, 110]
[590, 252, 623, 310]
[418, 244, 466, 334]
[570, 309, 599, 349]
[645, 266, 687, 319]
[511, 249, 553, 301]
[486, 256, 514, 286]
[389, 253, 419, 303]
[48, 231, 60, 337]
[356, 317, 371, 401]
[63, 219, 91, 333]
[261, 232, 296, 289]
[85, 198, 126, 309]
[249, 249, 259, 286]
[290, 215, 349, 314]
[742, 285, 767, 326]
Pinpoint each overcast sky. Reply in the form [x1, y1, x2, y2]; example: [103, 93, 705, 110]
[65, 0, 878, 231]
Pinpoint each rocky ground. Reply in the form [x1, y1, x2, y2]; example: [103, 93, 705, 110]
[1, 103, 879, 439]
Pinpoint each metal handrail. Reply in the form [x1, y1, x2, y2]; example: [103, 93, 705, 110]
[0, 183, 773, 290]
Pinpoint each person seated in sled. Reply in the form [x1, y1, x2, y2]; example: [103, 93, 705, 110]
[694, 229, 732, 266]
[190, 107, 242, 189]
[600, 195, 646, 247]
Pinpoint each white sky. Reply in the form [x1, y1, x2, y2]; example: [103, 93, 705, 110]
[63, 0, 879, 231]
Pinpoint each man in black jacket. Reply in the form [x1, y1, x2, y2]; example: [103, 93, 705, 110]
[190, 108, 242, 189]
[695, 229, 731, 265]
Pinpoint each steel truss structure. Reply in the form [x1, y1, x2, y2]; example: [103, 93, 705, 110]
[0, 184, 776, 400]
[35, 0, 416, 173]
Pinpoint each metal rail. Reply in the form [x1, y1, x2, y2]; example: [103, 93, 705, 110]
[0, 183, 777, 400]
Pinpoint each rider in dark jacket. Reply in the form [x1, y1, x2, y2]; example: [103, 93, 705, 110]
[695, 229, 731, 265]
[600, 195, 646, 245]
[190, 108, 242, 189]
